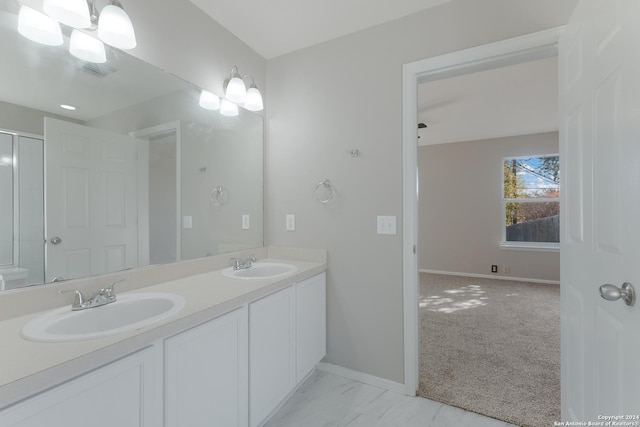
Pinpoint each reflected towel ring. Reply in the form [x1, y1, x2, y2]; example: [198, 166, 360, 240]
[314, 179, 335, 204]
[211, 186, 226, 206]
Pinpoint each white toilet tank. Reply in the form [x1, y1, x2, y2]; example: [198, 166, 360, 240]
[0, 267, 28, 290]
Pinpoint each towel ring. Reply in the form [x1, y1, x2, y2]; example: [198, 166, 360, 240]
[314, 179, 335, 204]
[211, 186, 226, 206]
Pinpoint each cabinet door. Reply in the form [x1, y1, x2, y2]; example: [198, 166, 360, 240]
[296, 272, 326, 381]
[249, 286, 295, 427]
[0, 347, 157, 427]
[165, 307, 248, 427]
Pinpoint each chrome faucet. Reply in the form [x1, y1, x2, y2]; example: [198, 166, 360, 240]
[230, 255, 257, 270]
[59, 279, 124, 311]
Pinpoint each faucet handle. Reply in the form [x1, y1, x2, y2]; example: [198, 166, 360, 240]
[59, 289, 85, 309]
[102, 279, 125, 297]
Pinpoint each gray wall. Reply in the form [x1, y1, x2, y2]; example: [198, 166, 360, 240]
[265, 0, 576, 383]
[419, 133, 560, 282]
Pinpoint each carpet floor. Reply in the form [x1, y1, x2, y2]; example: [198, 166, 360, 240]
[417, 273, 560, 427]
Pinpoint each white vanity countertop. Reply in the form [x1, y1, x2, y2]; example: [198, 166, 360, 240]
[0, 257, 326, 409]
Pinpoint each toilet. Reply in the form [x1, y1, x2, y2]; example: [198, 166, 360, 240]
[0, 267, 28, 291]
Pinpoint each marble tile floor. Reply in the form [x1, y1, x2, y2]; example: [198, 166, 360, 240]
[265, 370, 519, 427]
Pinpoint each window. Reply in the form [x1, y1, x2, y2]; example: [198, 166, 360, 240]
[502, 155, 560, 250]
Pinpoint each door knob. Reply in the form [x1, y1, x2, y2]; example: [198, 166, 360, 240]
[599, 282, 635, 306]
[50, 236, 62, 245]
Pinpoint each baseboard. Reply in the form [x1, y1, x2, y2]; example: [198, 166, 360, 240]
[317, 362, 407, 395]
[419, 269, 560, 285]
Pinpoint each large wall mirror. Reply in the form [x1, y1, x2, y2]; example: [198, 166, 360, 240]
[0, 2, 263, 290]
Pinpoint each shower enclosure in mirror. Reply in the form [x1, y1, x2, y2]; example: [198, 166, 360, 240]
[0, 2, 263, 290]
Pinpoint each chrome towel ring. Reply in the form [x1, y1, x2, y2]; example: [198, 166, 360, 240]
[211, 186, 226, 206]
[314, 179, 335, 204]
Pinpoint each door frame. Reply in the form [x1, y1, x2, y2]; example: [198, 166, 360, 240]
[401, 27, 564, 395]
[131, 121, 182, 266]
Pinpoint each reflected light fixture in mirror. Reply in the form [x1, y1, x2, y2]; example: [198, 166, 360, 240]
[69, 29, 106, 63]
[17, 5, 63, 46]
[220, 98, 239, 117]
[44, 0, 91, 29]
[18, 0, 136, 63]
[199, 90, 221, 110]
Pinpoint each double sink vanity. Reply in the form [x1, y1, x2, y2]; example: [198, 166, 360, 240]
[0, 247, 327, 427]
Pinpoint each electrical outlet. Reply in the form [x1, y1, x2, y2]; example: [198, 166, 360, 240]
[503, 265, 510, 274]
[491, 265, 498, 273]
[242, 214, 250, 230]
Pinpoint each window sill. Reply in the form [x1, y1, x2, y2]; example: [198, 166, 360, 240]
[499, 242, 560, 252]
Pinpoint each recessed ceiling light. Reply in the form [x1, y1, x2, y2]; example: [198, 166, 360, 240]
[60, 104, 77, 110]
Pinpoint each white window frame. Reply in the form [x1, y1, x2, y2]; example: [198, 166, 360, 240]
[500, 154, 560, 252]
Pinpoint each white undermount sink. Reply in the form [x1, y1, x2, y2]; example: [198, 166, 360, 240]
[21, 293, 186, 343]
[222, 262, 297, 280]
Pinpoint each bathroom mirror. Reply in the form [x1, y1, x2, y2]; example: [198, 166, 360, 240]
[0, 3, 263, 290]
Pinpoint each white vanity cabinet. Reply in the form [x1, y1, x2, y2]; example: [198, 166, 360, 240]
[249, 285, 296, 427]
[249, 273, 327, 427]
[0, 269, 327, 427]
[0, 347, 157, 427]
[296, 272, 326, 381]
[164, 306, 248, 427]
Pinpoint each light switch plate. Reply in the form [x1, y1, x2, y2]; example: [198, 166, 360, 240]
[183, 215, 193, 229]
[377, 215, 396, 235]
[242, 214, 250, 229]
[286, 214, 296, 231]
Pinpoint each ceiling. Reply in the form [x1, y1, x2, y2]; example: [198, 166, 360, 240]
[189, 0, 559, 146]
[418, 56, 559, 146]
[189, 0, 454, 59]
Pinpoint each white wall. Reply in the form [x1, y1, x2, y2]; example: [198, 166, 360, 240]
[419, 132, 560, 282]
[265, 0, 577, 383]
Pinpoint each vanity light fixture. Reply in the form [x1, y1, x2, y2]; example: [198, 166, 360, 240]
[97, 1, 137, 49]
[43, 0, 91, 29]
[199, 90, 221, 110]
[220, 98, 239, 117]
[225, 66, 247, 104]
[17, 5, 63, 46]
[69, 29, 106, 63]
[223, 66, 264, 111]
[244, 77, 264, 112]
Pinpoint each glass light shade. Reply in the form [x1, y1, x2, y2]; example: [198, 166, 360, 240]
[244, 85, 264, 111]
[220, 99, 239, 117]
[199, 90, 220, 110]
[18, 5, 63, 46]
[69, 30, 106, 63]
[98, 4, 137, 49]
[43, 0, 91, 28]
[225, 77, 246, 104]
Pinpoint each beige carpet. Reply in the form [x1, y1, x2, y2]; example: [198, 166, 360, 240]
[418, 273, 560, 427]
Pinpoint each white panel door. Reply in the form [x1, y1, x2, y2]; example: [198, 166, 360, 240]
[249, 286, 295, 427]
[0, 347, 157, 427]
[165, 307, 248, 427]
[296, 273, 326, 382]
[45, 118, 139, 282]
[560, 0, 640, 420]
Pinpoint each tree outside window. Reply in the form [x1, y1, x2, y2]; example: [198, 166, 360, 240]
[503, 155, 560, 246]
